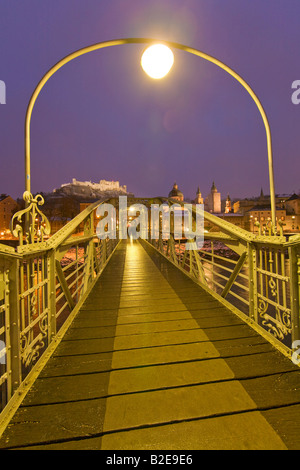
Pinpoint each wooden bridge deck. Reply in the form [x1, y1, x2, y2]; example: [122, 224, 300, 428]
[0, 240, 299, 450]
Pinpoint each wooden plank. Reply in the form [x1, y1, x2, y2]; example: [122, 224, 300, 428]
[39, 352, 114, 377]
[200, 324, 259, 341]
[210, 336, 273, 357]
[102, 381, 258, 433]
[0, 399, 107, 449]
[111, 342, 220, 368]
[22, 371, 111, 406]
[107, 358, 234, 394]
[54, 336, 116, 357]
[241, 371, 300, 408]
[262, 404, 300, 450]
[70, 312, 120, 328]
[113, 329, 210, 350]
[226, 350, 299, 378]
[101, 411, 287, 450]
[64, 325, 119, 340]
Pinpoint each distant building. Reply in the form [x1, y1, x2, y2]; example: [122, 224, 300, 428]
[0, 195, 19, 234]
[194, 187, 204, 205]
[280, 193, 300, 232]
[168, 182, 184, 202]
[205, 182, 221, 213]
[233, 199, 257, 215]
[233, 189, 291, 215]
[217, 213, 247, 230]
[246, 205, 286, 233]
[54, 178, 133, 200]
[168, 181, 299, 234]
[285, 193, 300, 215]
[43, 193, 80, 234]
[225, 194, 232, 213]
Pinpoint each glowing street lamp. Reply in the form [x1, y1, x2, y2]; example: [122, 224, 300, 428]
[141, 44, 174, 79]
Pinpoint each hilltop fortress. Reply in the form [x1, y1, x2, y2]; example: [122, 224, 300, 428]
[54, 178, 133, 199]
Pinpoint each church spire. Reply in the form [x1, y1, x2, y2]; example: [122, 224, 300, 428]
[195, 186, 203, 205]
[225, 193, 232, 213]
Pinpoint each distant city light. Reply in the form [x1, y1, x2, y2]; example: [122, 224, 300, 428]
[141, 44, 174, 79]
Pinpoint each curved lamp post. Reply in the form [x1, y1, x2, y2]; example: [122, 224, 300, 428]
[24, 37, 277, 233]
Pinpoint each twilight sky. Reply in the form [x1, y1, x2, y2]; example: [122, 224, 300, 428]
[0, 0, 299, 201]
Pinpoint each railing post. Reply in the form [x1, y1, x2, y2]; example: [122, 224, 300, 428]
[8, 258, 21, 394]
[193, 249, 208, 286]
[83, 213, 95, 293]
[47, 249, 57, 341]
[289, 245, 300, 344]
[169, 235, 178, 265]
[102, 239, 107, 268]
[248, 242, 258, 322]
[211, 241, 214, 288]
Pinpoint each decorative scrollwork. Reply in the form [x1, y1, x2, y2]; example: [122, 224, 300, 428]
[258, 298, 291, 341]
[10, 191, 51, 245]
[258, 298, 268, 315]
[278, 219, 285, 236]
[254, 221, 261, 235]
[21, 330, 47, 368]
[20, 290, 49, 368]
[269, 278, 277, 297]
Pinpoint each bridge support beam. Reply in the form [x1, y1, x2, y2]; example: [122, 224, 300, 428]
[248, 243, 258, 323]
[221, 251, 247, 299]
[289, 245, 300, 345]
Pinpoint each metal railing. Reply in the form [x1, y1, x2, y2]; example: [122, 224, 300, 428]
[0, 194, 299, 434]
[146, 199, 300, 357]
[0, 195, 119, 431]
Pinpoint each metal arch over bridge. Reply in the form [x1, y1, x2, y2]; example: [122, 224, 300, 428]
[0, 196, 299, 449]
[24, 38, 277, 230]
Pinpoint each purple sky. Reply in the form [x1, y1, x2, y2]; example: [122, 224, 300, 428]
[0, 0, 299, 201]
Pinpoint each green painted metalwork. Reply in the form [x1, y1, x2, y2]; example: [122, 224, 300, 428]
[10, 192, 51, 246]
[0, 196, 299, 437]
[0, 198, 120, 434]
[0, 35, 296, 439]
[146, 198, 300, 358]
[23, 38, 276, 231]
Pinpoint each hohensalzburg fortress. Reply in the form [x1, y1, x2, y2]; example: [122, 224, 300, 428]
[54, 178, 130, 198]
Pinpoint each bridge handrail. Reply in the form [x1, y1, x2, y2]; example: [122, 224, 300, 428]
[0, 198, 120, 435]
[0, 243, 19, 256]
[1, 196, 299, 438]
[14, 198, 113, 255]
[157, 198, 287, 246]
[147, 198, 300, 363]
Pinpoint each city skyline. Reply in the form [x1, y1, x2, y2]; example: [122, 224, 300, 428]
[0, 1, 299, 201]
[50, 176, 296, 202]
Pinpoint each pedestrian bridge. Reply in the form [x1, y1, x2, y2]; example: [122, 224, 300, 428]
[0, 196, 299, 449]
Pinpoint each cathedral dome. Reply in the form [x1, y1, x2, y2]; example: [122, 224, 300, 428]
[168, 182, 184, 200]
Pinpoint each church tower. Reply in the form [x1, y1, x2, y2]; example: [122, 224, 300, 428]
[206, 181, 221, 213]
[195, 186, 204, 205]
[225, 194, 232, 213]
